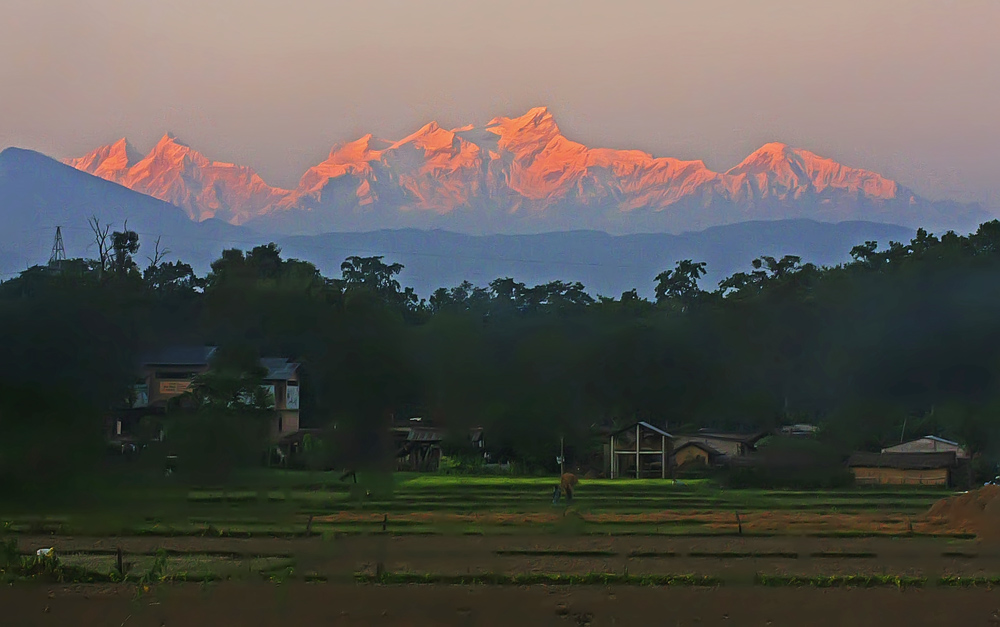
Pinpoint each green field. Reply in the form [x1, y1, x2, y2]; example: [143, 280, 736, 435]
[0, 471, 958, 538]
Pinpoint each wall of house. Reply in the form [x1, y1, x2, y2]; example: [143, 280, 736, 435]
[274, 410, 300, 436]
[142, 364, 211, 407]
[610, 428, 671, 478]
[852, 467, 949, 486]
[266, 374, 300, 437]
[675, 447, 709, 467]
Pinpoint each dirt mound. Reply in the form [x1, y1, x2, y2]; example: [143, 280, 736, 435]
[927, 485, 1000, 540]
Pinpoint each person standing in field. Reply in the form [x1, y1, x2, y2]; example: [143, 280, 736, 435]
[560, 473, 578, 502]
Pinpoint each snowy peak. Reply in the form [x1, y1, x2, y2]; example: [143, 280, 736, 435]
[725, 142, 898, 199]
[730, 142, 794, 171]
[136, 133, 210, 172]
[487, 106, 558, 134]
[486, 106, 562, 150]
[66, 134, 291, 223]
[66, 138, 142, 183]
[325, 134, 389, 163]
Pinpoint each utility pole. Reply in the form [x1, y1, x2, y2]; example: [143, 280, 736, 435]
[48, 226, 66, 268]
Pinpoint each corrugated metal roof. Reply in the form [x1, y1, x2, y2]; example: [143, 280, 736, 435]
[407, 428, 444, 442]
[141, 346, 217, 366]
[694, 429, 767, 444]
[261, 357, 300, 381]
[848, 451, 958, 470]
[921, 435, 961, 446]
[610, 421, 673, 438]
[674, 441, 724, 457]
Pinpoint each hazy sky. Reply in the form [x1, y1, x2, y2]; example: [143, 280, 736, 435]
[2, 0, 998, 208]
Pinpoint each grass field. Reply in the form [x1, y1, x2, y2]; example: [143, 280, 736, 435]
[0, 471, 956, 540]
[5, 469, 992, 602]
[0, 471, 961, 538]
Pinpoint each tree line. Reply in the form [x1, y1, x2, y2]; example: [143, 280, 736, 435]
[3, 216, 1000, 489]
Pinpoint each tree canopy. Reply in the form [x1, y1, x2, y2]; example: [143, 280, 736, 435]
[4, 219, 1000, 482]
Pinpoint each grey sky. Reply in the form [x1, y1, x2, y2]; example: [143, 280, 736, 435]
[2, 0, 998, 208]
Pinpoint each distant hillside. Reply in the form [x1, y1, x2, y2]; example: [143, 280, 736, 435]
[276, 221, 916, 298]
[0, 147, 252, 275]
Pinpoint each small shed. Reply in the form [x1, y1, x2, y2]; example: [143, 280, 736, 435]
[609, 421, 673, 479]
[390, 418, 484, 472]
[673, 441, 725, 468]
[848, 451, 958, 486]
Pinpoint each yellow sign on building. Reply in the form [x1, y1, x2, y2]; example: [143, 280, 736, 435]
[159, 381, 191, 395]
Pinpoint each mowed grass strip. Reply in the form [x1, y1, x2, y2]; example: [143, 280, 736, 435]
[942, 551, 978, 558]
[355, 572, 720, 586]
[627, 550, 679, 558]
[938, 575, 1000, 587]
[755, 574, 925, 588]
[42, 548, 293, 559]
[495, 549, 617, 557]
[688, 551, 799, 559]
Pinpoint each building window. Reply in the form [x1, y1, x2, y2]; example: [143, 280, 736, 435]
[155, 371, 197, 380]
[286, 382, 299, 410]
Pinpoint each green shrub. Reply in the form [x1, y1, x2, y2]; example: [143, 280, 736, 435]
[722, 438, 854, 489]
[162, 409, 272, 484]
[0, 537, 18, 568]
[723, 464, 854, 489]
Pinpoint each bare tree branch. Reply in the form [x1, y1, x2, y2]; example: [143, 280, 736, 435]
[88, 215, 111, 272]
[145, 235, 170, 268]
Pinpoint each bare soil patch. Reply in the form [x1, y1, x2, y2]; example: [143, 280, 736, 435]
[927, 486, 1000, 541]
[4, 583, 1000, 627]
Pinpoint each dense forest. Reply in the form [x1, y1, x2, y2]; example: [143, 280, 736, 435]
[3, 217, 1000, 489]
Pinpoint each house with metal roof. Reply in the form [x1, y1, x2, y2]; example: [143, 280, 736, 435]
[673, 440, 726, 468]
[132, 346, 218, 410]
[608, 421, 674, 479]
[882, 436, 970, 460]
[116, 346, 302, 441]
[260, 357, 301, 437]
[672, 430, 767, 458]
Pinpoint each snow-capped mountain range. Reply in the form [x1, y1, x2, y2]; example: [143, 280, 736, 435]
[65, 106, 987, 234]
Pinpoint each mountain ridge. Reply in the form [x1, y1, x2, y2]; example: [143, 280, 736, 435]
[64, 107, 990, 235]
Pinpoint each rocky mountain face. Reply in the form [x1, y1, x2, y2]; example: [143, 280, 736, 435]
[66, 107, 988, 234]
